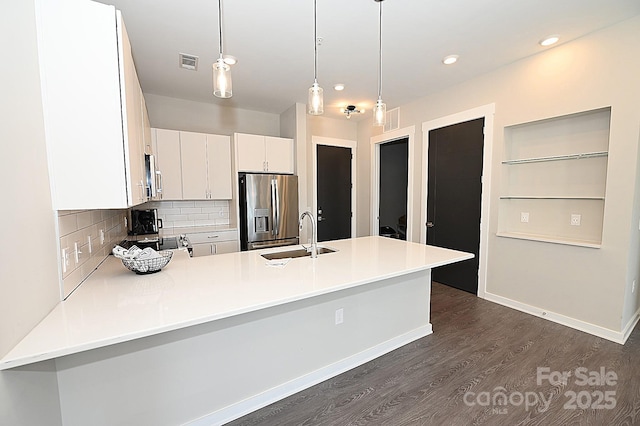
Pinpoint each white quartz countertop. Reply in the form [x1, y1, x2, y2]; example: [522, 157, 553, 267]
[0, 237, 472, 370]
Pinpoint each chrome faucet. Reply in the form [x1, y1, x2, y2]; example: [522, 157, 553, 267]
[299, 210, 318, 258]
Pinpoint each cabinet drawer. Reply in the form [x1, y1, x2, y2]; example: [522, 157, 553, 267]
[190, 240, 239, 257]
[186, 230, 238, 244]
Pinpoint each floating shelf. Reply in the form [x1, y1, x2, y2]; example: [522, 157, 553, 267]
[502, 151, 608, 165]
[500, 196, 605, 200]
[496, 231, 602, 249]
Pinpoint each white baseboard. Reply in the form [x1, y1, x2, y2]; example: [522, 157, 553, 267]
[185, 325, 433, 426]
[622, 305, 640, 343]
[484, 291, 630, 344]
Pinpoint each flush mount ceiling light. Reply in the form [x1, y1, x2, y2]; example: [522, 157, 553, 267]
[442, 54, 459, 65]
[222, 54, 237, 65]
[539, 35, 560, 47]
[308, 0, 323, 115]
[372, 0, 386, 127]
[213, 0, 232, 98]
[333, 83, 345, 91]
[342, 105, 364, 119]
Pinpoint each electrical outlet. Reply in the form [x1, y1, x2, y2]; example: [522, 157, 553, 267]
[74, 242, 80, 264]
[61, 248, 70, 273]
[335, 308, 344, 325]
[520, 212, 529, 223]
[570, 214, 581, 226]
[99, 229, 105, 245]
[87, 235, 92, 255]
[124, 216, 128, 228]
[633, 280, 637, 294]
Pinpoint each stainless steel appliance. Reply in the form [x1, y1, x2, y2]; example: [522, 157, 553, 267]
[144, 154, 162, 200]
[129, 208, 162, 235]
[239, 173, 299, 250]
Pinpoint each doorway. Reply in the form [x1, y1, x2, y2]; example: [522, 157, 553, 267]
[371, 125, 416, 240]
[427, 118, 484, 294]
[420, 104, 495, 298]
[379, 138, 408, 240]
[312, 137, 357, 242]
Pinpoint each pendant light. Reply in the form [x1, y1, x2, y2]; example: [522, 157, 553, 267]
[308, 0, 323, 115]
[373, 0, 386, 126]
[213, 0, 232, 98]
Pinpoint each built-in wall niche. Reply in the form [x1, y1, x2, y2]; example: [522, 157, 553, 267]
[497, 107, 611, 248]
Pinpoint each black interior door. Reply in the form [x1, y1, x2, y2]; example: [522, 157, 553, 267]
[317, 145, 352, 242]
[427, 118, 484, 294]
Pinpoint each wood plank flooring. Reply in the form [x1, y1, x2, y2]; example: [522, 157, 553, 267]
[227, 282, 640, 425]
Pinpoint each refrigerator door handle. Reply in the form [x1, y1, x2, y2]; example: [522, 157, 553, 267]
[274, 178, 280, 235]
[270, 179, 277, 236]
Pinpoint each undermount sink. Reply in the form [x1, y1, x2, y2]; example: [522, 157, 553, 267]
[261, 246, 336, 260]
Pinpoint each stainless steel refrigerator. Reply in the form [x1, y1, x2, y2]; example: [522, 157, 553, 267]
[239, 173, 299, 250]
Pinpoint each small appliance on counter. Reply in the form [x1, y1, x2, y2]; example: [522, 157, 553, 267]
[129, 208, 162, 235]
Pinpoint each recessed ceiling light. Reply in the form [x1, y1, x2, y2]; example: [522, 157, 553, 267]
[539, 35, 559, 47]
[334, 83, 345, 91]
[442, 55, 459, 65]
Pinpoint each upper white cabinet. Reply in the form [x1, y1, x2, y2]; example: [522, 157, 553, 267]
[36, 0, 146, 209]
[235, 133, 294, 174]
[153, 129, 183, 200]
[153, 129, 232, 200]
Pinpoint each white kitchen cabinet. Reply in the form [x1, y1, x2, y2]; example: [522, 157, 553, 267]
[155, 129, 232, 200]
[180, 131, 209, 199]
[187, 229, 239, 256]
[235, 133, 294, 174]
[206, 134, 233, 199]
[153, 129, 183, 200]
[36, 0, 147, 209]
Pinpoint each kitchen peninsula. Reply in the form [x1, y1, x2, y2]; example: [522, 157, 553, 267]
[1, 236, 472, 425]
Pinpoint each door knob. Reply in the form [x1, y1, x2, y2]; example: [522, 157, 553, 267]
[426, 222, 434, 228]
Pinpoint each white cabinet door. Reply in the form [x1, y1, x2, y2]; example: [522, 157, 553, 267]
[141, 95, 152, 155]
[180, 131, 208, 199]
[235, 133, 294, 174]
[236, 133, 267, 172]
[37, 0, 127, 209]
[154, 129, 182, 200]
[120, 20, 146, 206]
[207, 134, 232, 199]
[265, 136, 294, 174]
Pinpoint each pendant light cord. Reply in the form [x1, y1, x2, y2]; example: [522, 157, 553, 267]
[377, 0, 382, 100]
[313, 0, 318, 83]
[218, 0, 224, 57]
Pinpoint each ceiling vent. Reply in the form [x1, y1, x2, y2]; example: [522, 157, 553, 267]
[179, 53, 199, 71]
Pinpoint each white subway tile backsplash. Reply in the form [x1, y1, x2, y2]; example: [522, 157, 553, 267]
[58, 208, 127, 299]
[58, 214, 77, 236]
[143, 200, 231, 230]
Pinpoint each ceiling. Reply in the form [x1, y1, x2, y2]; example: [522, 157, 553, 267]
[95, 0, 640, 120]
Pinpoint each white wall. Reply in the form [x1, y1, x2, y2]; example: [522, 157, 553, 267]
[357, 16, 640, 336]
[145, 93, 281, 137]
[0, 0, 62, 424]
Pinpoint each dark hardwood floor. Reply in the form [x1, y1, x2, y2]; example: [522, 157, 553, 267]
[227, 282, 640, 425]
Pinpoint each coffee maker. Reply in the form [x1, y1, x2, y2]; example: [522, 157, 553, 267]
[129, 209, 162, 236]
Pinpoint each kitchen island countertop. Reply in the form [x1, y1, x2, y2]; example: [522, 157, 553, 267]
[0, 236, 472, 371]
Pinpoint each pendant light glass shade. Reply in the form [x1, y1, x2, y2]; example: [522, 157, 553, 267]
[213, 0, 232, 98]
[373, 98, 386, 127]
[307, 0, 323, 115]
[308, 81, 323, 115]
[213, 57, 232, 98]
